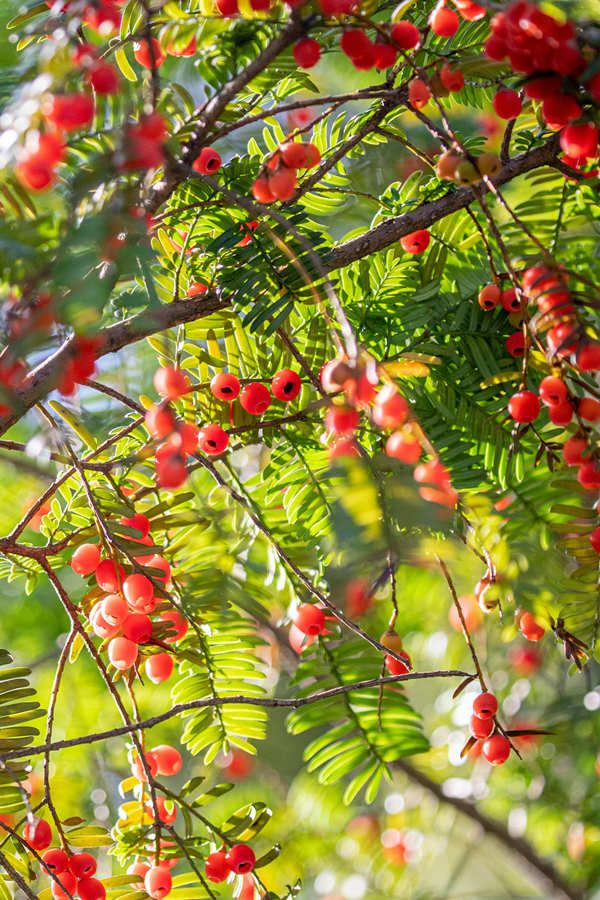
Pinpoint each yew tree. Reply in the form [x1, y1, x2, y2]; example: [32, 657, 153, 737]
[0, 0, 598, 898]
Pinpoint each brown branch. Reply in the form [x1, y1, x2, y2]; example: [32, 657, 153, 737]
[0, 668, 471, 764]
[395, 759, 584, 900]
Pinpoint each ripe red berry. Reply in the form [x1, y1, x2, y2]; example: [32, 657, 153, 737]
[478, 284, 501, 310]
[144, 866, 172, 900]
[590, 527, 600, 553]
[159, 610, 188, 643]
[43, 849, 69, 874]
[120, 513, 150, 538]
[90, 604, 120, 640]
[547, 322, 578, 357]
[473, 692, 498, 718]
[130, 749, 158, 783]
[293, 603, 326, 636]
[548, 401, 573, 426]
[71, 543, 101, 575]
[128, 862, 150, 889]
[154, 367, 190, 400]
[470, 714, 494, 739]
[578, 460, 600, 490]
[122, 612, 153, 644]
[146, 652, 174, 684]
[211, 373, 241, 401]
[542, 93, 581, 128]
[68, 853, 97, 879]
[563, 436, 587, 466]
[145, 554, 171, 583]
[576, 342, 600, 372]
[205, 851, 231, 883]
[560, 123, 598, 160]
[77, 878, 105, 900]
[147, 796, 177, 825]
[325, 405, 360, 435]
[373, 42, 397, 70]
[95, 559, 124, 592]
[101, 593, 128, 626]
[539, 376, 567, 406]
[240, 382, 271, 416]
[108, 637, 138, 670]
[133, 39, 166, 69]
[198, 423, 229, 456]
[280, 142, 308, 169]
[146, 405, 175, 440]
[429, 4, 459, 36]
[385, 432, 421, 463]
[23, 818, 52, 851]
[156, 450, 188, 489]
[440, 64, 464, 93]
[500, 288, 521, 312]
[390, 20, 420, 49]
[373, 384, 409, 428]
[508, 390, 539, 423]
[123, 573, 155, 613]
[151, 744, 182, 776]
[384, 651, 412, 675]
[340, 30, 372, 59]
[192, 147, 222, 174]
[482, 734, 510, 765]
[271, 369, 302, 402]
[51, 871, 77, 900]
[579, 398, 600, 422]
[408, 79, 431, 109]
[225, 844, 256, 875]
[47, 94, 94, 132]
[293, 38, 321, 69]
[519, 611, 545, 642]
[492, 88, 522, 119]
[269, 167, 297, 200]
[400, 230, 430, 253]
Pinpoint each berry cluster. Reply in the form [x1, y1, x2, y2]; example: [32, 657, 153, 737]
[23, 818, 105, 900]
[251, 141, 321, 203]
[70, 517, 186, 682]
[436, 148, 502, 186]
[145, 367, 302, 489]
[468, 692, 511, 765]
[205, 844, 256, 883]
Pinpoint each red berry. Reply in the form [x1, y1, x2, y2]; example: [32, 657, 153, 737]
[440, 64, 464, 92]
[325, 405, 360, 435]
[385, 432, 421, 463]
[95, 559, 124, 592]
[159, 610, 188, 643]
[590, 527, 600, 553]
[145, 554, 171, 583]
[89, 61, 120, 94]
[547, 322, 578, 357]
[225, 844, 256, 875]
[144, 866, 172, 900]
[192, 147, 222, 174]
[542, 93, 581, 128]
[47, 94, 94, 132]
[268, 167, 297, 200]
[90, 604, 120, 640]
[429, 4, 459, 36]
[500, 288, 521, 312]
[340, 30, 372, 59]
[156, 450, 188, 489]
[120, 513, 150, 538]
[271, 369, 301, 402]
[293, 603, 326, 636]
[390, 21, 420, 49]
[211, 373, 241, 401]
[51, 871, 77, 900]
[400, 230, 430, 253]
[519, 611, 545, 642]
[205, 851, 231, 883]
[408, 79, 431, 109]
[524, 76, 562, 101]
[101, 593, 128, 626]
[151, 744, 182, 776]
[68, 853, 96, 879]
[170, 423, 199, 455]
[23, 818, 52, 851]
[240, 383, 271, 416]
[548, 401, 573, 426]
[578, 460, 600, 490]
[146, 652, 174, 684]
[168, 36, 197, 56]
[154, 367, 190, 400]
[122, 612, 153, 644]
[470, 714, 494, 739]
[478, 284, 501, 310]
[43, 849, 69, 874]
[385, 651, 412, 675]
[108, 637, 138, 670]
[293, 38, 321, 69]
[472, 692, 498, 718]
[146, 405, 175, 440]
[508, 390, 539, 423]
[482, 734, 510, 765]
[71, 543, 101, 575]
[198, 423, 229, 456]
[147, 796, 177, 825]
[373, 42, 397, 70]
[77, 878, 105, 900]
[560, 123, 598, 160]
[579, 398, 600, 422]
[373, 384, 409, 429]
[493, 88, 522, 119]
[577, 342, 600, 372]
[123, 573, 155, 613]
[539, 376, 567, 406]
[280, 142, 309, 169]
[563, 436, 587, 466]
[134, 39, 165, 69]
